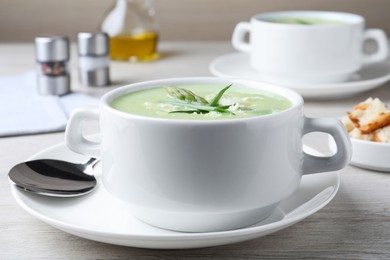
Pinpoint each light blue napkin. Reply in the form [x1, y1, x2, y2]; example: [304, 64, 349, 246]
[0, 72, 99, 137]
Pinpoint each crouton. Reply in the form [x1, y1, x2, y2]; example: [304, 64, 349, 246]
[342, 97, 390, 143]
[373, 125, 390, 142]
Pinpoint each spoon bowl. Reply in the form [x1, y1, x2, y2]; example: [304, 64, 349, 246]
[8, 158, 98, 197]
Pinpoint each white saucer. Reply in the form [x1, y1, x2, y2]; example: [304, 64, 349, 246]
[209, 53, 390, 99]
[11, 142, 340, 249]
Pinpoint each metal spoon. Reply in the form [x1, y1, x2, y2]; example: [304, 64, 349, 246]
[8, 158, 99, 197]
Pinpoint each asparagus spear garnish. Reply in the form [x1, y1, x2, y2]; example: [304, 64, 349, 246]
[165, 84, 235, 115]
[209, 84, 232, 106]
[166, 87, 208, 104]
[168, 102, 235, 114]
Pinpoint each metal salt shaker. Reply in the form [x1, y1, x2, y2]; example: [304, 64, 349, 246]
[35, 36, 71, 95]
[77, 32, 110, 86]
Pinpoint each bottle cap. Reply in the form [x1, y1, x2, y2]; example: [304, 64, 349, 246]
[77, 32, 110, 86]
[77, 32, 109, 56]
[35, 36, 69, 62]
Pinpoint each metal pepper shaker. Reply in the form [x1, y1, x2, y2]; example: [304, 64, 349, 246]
[77, 32, 110, 86]
[34, 36, 71, 95]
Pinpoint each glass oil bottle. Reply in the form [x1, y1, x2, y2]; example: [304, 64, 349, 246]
[101, 0, 159, 62]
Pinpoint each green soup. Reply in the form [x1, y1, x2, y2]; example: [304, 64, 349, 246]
[110, 84, 292, 120]
[267, 17, 344, 25]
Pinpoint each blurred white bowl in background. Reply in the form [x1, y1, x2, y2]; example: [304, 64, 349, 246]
[330, 136, 390, 172]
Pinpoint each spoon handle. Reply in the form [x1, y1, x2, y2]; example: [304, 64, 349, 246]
[81, 158, 100, 175]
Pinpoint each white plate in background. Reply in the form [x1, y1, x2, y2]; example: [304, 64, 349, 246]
[209, 53, 390, 99]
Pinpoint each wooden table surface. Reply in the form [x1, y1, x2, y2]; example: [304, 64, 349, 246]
[0, 42, 389, 259]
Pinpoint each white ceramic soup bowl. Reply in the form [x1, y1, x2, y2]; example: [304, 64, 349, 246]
[232, 11, 388, 84]
[65, 77, 351, 232]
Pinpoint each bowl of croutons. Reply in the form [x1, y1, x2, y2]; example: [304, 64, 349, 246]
[339, 97, 390, 172]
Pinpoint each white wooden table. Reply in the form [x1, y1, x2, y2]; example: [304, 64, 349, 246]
[1, 42, 389, 259]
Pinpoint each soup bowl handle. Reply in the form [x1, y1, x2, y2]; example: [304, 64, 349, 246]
[232, 22, 252, 53]
[302, 117, 352, 175]
[65, 106, 101, 158]
[362, 29, 389, 64]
